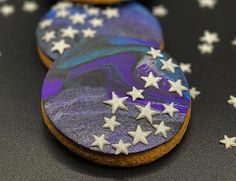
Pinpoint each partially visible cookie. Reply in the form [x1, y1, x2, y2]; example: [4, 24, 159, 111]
[68, 0, 131, 4]
[36, 2, 164, 68]
[41, 37, 191, 167]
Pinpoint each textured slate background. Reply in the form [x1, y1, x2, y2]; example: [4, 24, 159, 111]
[0, 0, 235, 180]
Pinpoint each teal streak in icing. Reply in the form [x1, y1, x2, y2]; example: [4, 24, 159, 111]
[58, 45, 150, 69]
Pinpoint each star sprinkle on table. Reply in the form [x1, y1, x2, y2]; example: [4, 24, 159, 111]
[227, 95, 236, 108]
[152, 5, 168, 17]
[220, 135, 236, 149]
[22, 1, 38, 13]
[180, 63, 192, 74]
[197, 0, 218, 9]
[190, 87, 201, 100]
[0, 4, 15, 16]
[198, 43, 214, 54]
[200, 30, 220, 44]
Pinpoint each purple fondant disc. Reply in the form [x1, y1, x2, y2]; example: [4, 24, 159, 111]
[36, 1, 163, 63]
[42, 36, 191, 155]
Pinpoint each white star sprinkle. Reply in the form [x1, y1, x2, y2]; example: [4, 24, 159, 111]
[69, 13, 87, 24]
[127, 86, 144, 101]
[39, 19, 53, 29]
[87, 7, 100, 16]
[91, 134, 110, 151]
[103, 92, 128, 114]
[147, 47, 163, 59]
[200, 30, 220, 44]
[61, 26, 79, 39]
[152, 5, 168, 17]
[180, 63, 192, 74]
[102, 7, 119, 19]
[0, 4, 15, 16]
[153, 121, 171, 138]
[162, 103, 179, 118]
[198, 43, 214, 54]
[231, 38, 236, 46]
[22, 1, 38, 13]
[89, 18, 104, 28]
[168, 79, 188, 97]
[112, 139, 131, 155]
[220, 135, 236, 149]
[42, 31, 56, 42]
[56, 9, 69, 18]
[190, 87, 201, 99]
[51, 39, 71, 54]
[53, 2, 72, 10]
[128, 125, 152, 145]
[197, 0, 218, 9]
[228, 95, 236, 108]
[103, 116, 121, 132]
[141, 72, 162, 90]
[82, 28, 96, 38]
[160, 58, 178, 73]
[135, 102, 158, 124]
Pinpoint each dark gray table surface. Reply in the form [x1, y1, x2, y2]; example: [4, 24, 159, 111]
[0, 0, 235, 180]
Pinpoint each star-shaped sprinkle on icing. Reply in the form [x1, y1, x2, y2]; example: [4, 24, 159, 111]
[22, 1, 38, 13]
[141, 72, 162, 89]
[153, 121, 171, 138]
[162, 103, 179, 118]
[89, 18, 104, 28]
[128, 125, 152, 145]
[42, 31, 56, 42]
[53, 2, 72, 10]
[152, 5, 168, 17]
[168, 79, 188, 97]
[228, 95, 236, 108]
[103, 116, 121, 132]
[56, 9, 69, 18]
[180, 63, 192, 74]
[220, 135, 236, 149]
[91, 134, 110, 151]
[51, 39, 71, 54]
[103, 92, 128, 114]
[127, 86, 144, 101]
[160, 58, 178, 73]
[82, 28, 96, 38]
[39, 19, 53, 29]
[135, 102, 158, 124]
[197, 0, 218, 9]
[190, 87, 201, 99]
[112, 139, 131, 155]
[147, 47, 163, 59]
[198, 43, 214, 54]
[61, 26, 79, 39]
[69, 13, 87, 24]
[200, 30, 220, 44]
[102, 7, 119, 19]
[87, 7, 100, 16]
[0, 4, 15, 16]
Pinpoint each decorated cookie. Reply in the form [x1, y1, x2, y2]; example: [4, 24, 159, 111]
[41, 37, 191, 167]
[68, 0, 131, 4]
[36, 1, 164, 68]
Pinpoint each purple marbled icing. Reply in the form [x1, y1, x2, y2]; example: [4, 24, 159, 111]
[42, 37, 191, 155]
[36, 1, 163, 63]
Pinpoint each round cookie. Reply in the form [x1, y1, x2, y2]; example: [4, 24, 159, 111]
[36, 1, 164, 68]
[68, 0, 131, 4]
[41, 36, 191, 167]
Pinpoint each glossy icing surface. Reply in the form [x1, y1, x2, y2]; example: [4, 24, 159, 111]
[36, 1, 163, 62]
[42, 37, 191, 155]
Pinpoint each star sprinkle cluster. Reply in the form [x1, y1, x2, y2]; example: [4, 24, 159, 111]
[38, 2, 120, 55]
[90, 47, 190, 155]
